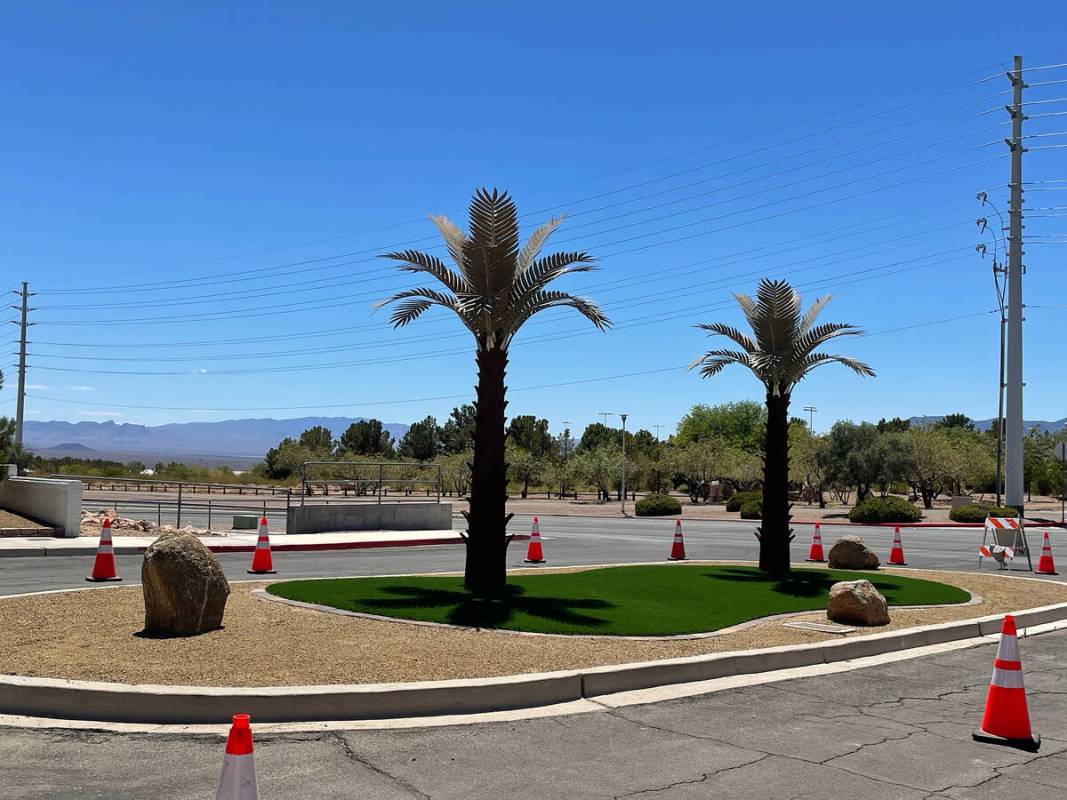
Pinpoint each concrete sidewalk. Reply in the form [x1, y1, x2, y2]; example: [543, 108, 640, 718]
[0, 529, 478, 558]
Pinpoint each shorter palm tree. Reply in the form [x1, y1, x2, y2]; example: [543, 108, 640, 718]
[691, 279, 874, 576]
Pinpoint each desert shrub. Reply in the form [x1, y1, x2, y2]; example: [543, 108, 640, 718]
[739, 499, 762, 519]
[635, 494, 682, 517]
[949, 504, 1018, 523]
[848, 496, 923, 523]
[726, 490, 762, 513]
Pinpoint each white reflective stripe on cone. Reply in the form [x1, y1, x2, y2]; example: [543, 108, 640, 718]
[991, 666, 1026, 690]
[216, 753, 258, 800]
[997, 634, 1021, 662]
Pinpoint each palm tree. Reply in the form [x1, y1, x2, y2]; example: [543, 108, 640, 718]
[379, 188, 610, 593]
[691, 279, 874, 576]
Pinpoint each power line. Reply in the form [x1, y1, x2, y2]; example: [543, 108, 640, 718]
[22, 306, 997, 415]
[35, 78, 1008, 296]
[33, 150, 1005, 327]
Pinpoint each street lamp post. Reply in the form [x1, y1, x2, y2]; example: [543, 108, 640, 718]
[560, 420, 572, 499]
[620, 413, 628, 515]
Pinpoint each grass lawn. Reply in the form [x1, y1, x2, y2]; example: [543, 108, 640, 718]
[266, 565, 970, 636]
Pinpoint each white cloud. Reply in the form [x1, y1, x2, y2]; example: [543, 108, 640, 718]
[66, 385, 95, 392]
[77, 410, 123, 418]
[25, 383, 51, 390]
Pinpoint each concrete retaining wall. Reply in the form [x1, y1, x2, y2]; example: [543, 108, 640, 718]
[0, 475, 82, 537]
[287, 502, 453, 534]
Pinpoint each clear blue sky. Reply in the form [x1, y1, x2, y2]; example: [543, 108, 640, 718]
[1, 1, 1065, 441]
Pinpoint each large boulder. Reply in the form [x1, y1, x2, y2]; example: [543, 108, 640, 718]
[827, 535, 880, 570]
[827, 579, 890, 626]
[142, 531, 230, 636]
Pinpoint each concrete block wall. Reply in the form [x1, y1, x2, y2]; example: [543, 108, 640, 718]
[287, 502, 453, 534]
[0, 475, 83, 537]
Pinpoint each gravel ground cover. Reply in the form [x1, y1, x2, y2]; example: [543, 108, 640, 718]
[0, 564, 1063, 686]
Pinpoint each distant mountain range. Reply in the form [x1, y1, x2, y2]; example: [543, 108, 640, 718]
[23, 417, 410, 466]
[908, 416, 1067, 434]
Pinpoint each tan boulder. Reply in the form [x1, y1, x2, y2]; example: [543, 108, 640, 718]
[142, 532, 230, 636]
[827, 535, 881, 570]
[827, 579, 890, 626]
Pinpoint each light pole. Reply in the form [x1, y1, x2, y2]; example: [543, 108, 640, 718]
[600, 411, 629, 514]
[560, 420, 572, 499]
[620, 413, 628, 515]
[803, 405, 817, 434]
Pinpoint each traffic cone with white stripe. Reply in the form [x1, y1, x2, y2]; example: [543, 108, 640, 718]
[973, 615, 1040, 751]
[215, 713, 259, 800]
[524, 517, 546, 564]
[1036, 531, 1058, 575]
[247, 517, 276, 575]
[806, 523, 826, 563]
[86, 518, 121, 582]
[668, 519, 687, 561]
[888, 526, 907, 566]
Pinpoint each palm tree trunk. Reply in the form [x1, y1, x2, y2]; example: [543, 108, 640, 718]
[464, 346, 510, 594]
[759, 390, 792, 576]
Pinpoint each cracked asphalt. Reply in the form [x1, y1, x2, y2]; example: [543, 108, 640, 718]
[3, 629, 1065, 798]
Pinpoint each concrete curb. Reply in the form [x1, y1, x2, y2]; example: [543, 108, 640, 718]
[2, 594, 1064, 725]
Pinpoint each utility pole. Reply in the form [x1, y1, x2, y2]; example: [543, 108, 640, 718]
[11, 282, 30, 448]
[803, 405, 817, 434]
[653, 424, 664, 442]
[620, 413, 628, 515]
[1004, 55, 1026, 514]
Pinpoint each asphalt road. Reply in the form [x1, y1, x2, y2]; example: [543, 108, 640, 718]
[2, 515, 1064, 596]
[3, 628, 1065, 798]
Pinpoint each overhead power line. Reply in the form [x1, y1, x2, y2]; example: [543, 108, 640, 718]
[35, 74, 1009, 296]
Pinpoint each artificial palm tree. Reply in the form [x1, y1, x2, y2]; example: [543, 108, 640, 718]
[691, 279, 874, 576]
[380, 188, 610, 593]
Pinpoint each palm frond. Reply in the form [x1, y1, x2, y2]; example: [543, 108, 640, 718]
[517, 217, 565, 273]
[428, 214, 468, 271]
[688, 348, 754, 379]
[791, 322, 865, 362]
[465, 188, 520, 296]
[795, 352, 876, 381]
[695, 322, 756, 353]
[381, 249, 471, 296]
[504, 289, 610, 344]
[510, 251, 596, 305]
[377, 287, 472, 331]
[799, 294, 831, 335]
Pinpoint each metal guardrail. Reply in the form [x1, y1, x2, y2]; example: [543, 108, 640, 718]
[299, 461, 442, 506]
[52, 474, 290, 496]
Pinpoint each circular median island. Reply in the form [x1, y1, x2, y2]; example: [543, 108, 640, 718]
[0, 564, 1065, 693]
[266, 564, 970, 637]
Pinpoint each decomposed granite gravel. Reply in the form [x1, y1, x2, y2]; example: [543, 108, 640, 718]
[1, 565, 1064, 687]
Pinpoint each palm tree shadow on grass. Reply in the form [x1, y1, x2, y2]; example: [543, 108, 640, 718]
[707, 567, 837, 599]
[352, 585, 614, 629]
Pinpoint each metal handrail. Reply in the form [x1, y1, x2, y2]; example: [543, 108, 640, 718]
[299, 461, 443, 505]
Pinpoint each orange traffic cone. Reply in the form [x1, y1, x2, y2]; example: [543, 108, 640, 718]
[247, 517, 276, 575]
[524, 517, 546, 564]
[1036, 531, 1058, 575]
[888, 526, 907, 566]
[806, 523, 826, 563]
[215, 713, 259, 799]
[668, 519, 687, 561]
[973, 615, 1040, 752]
[86, 518, 121, 582]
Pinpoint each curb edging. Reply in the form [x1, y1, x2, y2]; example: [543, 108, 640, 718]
[2, 598, 1065, 725]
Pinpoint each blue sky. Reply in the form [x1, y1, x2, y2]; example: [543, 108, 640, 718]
[1, 1, 1065, 441]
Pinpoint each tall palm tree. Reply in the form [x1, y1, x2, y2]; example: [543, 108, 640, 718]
[380, 188, 610, 593]
[691, 279, 874, 576]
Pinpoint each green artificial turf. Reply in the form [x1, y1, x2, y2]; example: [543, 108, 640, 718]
[266, 565, 970, 636]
